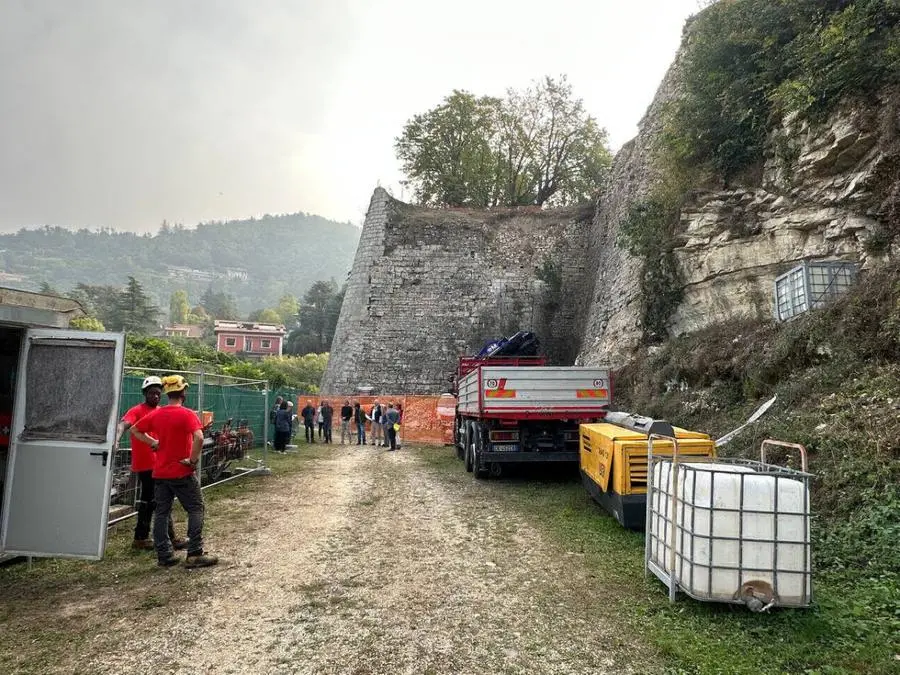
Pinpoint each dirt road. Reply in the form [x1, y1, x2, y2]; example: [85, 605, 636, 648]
[11, 447, 658, 674]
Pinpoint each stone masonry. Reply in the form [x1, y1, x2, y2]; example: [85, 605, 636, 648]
[321, 191, 593, 394]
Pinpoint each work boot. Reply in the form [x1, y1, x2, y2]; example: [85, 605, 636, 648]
[157, 556, 180, 568]
[132, 539, 155, 551]
[172, 537, 190, 551]
[184, 551, 219, 568]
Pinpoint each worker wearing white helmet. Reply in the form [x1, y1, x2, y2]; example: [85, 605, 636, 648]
[131, 375, 218, 568]
[114, 375, 188, 552]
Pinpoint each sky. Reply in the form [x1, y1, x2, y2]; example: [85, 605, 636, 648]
[0, 0, 704, 233]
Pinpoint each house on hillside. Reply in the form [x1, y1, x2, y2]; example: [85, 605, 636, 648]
[214, 320, 286, 358]
[163, 324, 204, 339]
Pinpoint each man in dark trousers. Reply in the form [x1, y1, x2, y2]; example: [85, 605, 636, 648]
[113, 376, 188, 552]
[131, 375, 218, 568]
[340, 399, 353, 444]
[385, 402, 401, 451]
[301, 400, 316, 443]
[321, 400, 334, 444]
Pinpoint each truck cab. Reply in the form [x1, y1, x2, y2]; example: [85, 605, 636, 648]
[0, 287, 125, 561]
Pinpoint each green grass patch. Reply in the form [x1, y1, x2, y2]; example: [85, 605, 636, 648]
[419, 448, 899, 674]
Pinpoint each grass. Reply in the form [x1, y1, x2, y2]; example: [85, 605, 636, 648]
[419, 448, 900, 675]
[0, 445, 327, 675]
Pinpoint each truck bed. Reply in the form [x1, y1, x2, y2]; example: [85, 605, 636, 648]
[457, 366, 611, 419]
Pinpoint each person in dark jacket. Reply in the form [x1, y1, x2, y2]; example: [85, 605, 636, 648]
[353, 402, 366, 445]
[274, 400, 292, 452]
[340, 400, 353, 444]
[321, 400, 334, 444]
[301, 400, 316, 443]
[385, 403, 400, 451]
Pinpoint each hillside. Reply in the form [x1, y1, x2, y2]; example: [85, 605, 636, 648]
[0, 212, 361, 314]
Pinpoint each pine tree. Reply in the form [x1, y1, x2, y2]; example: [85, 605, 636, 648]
[118, 277, 160, 334]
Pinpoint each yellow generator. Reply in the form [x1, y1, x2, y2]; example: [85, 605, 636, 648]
[580, 420, 716, 529]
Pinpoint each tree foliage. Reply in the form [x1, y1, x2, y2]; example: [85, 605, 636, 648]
[395, 76, 612, 208]
[69, 316, 106, 332]
[118, 277, 160, 334]
[200, 286, 239, 320]
[169, 290, 190, 324]
[668, 0, 900, 181]
[287, 280, 344, 355]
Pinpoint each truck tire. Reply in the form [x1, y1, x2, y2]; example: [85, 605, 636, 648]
[465, 422, 475, 472]
[473, 423, 489, 479]
[455, 418, 465, 460]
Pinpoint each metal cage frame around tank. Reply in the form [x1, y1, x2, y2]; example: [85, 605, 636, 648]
[644, 435, 814, 608]
[773, 259, 859, 322]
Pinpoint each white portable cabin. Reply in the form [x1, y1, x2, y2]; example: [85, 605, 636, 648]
[0, 287, 125, 561]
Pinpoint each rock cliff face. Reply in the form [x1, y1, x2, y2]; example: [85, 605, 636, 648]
[324, 72, 898, 393]
[575, 61, 684, 367]
[669, 90, 899, 337]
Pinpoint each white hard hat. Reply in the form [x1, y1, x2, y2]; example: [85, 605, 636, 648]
[141, 376, 163, 391]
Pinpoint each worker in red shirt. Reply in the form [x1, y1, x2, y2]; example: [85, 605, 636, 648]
[131, 375, 218, 568]
[114, 376, 188, 551]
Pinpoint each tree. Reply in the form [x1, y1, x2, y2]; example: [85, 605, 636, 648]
[250, 308, 282, 323]
[276, 294, 299, 327]
[169, 290, 190, 324]
[69, 316, 106, 332]
[395, 77, 612, 208]
[68, 283, 126, 330]
[395, 90, 502, 207]
[286, 280, 343, 355]
[200, 286, 239, 320]
[118, 277, 160, 334]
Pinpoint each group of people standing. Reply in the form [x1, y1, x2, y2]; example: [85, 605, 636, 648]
[270, 397, 404, 451]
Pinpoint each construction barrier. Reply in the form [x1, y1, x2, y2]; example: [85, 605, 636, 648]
[296, 394, 457, 445]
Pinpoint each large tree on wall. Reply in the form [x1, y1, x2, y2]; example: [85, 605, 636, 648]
[395, 76, 612, 208]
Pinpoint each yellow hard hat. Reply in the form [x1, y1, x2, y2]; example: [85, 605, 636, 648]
[162, 374, 189, 394]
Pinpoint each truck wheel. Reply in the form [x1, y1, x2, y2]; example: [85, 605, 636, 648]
[473, 423, 489, 479]
[455, 419, 464, 460]
[465, 422, 475, 472]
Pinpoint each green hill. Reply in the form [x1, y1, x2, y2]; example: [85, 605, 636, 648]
[0, 213, 361, 314]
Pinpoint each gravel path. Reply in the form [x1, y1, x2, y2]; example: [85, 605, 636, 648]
[80, 447, 655, 675]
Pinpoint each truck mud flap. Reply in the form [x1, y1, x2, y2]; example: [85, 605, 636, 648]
[480, 451, 579, 463]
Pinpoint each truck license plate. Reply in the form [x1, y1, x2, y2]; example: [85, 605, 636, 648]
[491, 444, 519, 452]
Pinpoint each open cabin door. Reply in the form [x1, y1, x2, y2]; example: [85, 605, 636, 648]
[0, 329, 124, 559]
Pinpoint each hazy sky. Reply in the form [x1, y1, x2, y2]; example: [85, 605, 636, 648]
[0, 0, 703, 232]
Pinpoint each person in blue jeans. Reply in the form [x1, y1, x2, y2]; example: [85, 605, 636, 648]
[353, 401, 367, 445]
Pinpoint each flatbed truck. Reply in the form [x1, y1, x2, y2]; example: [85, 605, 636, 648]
[453, 356, 610, 477]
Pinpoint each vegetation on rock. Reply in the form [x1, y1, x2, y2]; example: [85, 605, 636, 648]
[670, 0, 900, 182]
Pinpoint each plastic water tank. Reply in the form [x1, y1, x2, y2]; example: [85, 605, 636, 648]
[648, 461, 811, 607]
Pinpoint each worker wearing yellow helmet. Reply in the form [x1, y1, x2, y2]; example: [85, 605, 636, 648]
[114, 375, 188, 552]
[131, 375, 218, 568]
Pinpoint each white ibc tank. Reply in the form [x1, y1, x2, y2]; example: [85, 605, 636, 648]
[648, 461, 811, 607]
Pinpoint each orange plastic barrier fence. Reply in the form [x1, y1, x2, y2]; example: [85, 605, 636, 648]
[294, 394, 457, 445]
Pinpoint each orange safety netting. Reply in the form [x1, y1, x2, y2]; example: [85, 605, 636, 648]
[294, 394, 457, 445]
